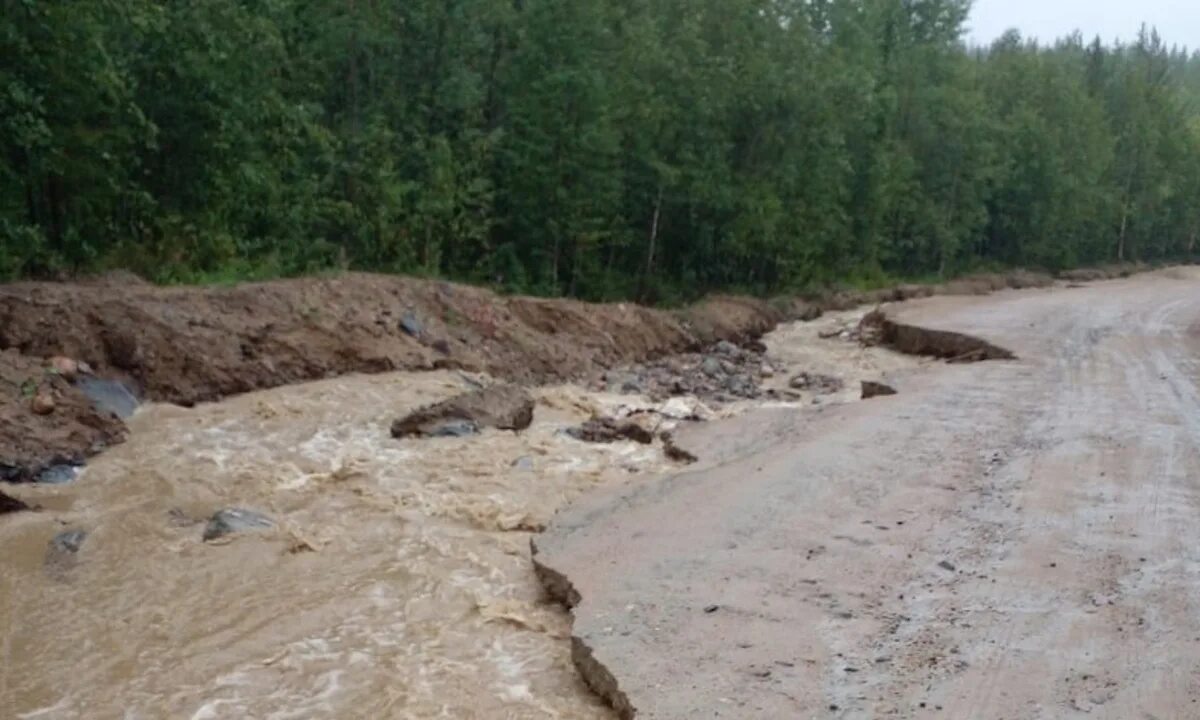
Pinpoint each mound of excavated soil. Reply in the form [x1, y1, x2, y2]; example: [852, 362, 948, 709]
[0, 274, 780, 406]
[0, 274, 780, 480]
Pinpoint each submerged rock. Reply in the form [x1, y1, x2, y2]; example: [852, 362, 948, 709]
[45, 529, 88, 576]
[391, 383, 534, 438]
[75, 376, 140, 419]
[203, 508, 275, 541]
[50, 529, 87, 554]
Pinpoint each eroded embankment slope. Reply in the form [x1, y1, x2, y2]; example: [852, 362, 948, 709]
[0, 274, 781, 480]
[0, 262, 1094, 482]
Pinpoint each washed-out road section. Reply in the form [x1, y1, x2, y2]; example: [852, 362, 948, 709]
[534, 268, 1200, 719]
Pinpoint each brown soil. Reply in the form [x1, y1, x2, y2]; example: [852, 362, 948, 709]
[0, 274, 779, 480]
[0, 265, 1123, 483]
[0, 349, 126, 482]
[0, 489, 29, 514]
[0, 274, 780, 405]
[877, 317, 1017, 361]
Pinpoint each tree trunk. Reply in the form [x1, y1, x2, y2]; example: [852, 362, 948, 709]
[1118, 200, 1129, 262]
[637, 185, 664, 302]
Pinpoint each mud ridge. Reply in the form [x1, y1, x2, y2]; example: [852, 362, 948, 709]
[0, 275, 781, 481]
[877, 316, 1017, 362]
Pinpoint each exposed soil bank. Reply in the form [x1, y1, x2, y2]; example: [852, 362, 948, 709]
[0, 274, 780, 479]
[0, 274, 781, 405]
[0, 350, 126, 482]
[0, 264, 1126, 481]
[878, 318, 1016, 362]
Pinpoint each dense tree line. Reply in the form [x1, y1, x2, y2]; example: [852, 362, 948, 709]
[3, 0, 1200, 300]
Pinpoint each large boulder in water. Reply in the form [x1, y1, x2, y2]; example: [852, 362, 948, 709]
[391, 383, 534, 438]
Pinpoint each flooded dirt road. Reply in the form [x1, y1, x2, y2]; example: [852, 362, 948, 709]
[0, 307, 918, 719]
[536, 268, 1200, 719]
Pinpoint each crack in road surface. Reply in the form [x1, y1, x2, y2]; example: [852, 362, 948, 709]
[534, 268, 1200, 719]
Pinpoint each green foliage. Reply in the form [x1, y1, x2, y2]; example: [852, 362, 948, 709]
[2, 1, 1200, 297]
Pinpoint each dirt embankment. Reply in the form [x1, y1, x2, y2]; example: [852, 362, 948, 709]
[0, 350, 126, 482]
[0, 264, 1138, 483]
[0, 273, 781, 480]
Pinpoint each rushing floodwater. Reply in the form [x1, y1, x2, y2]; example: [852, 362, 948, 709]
[0, 312, 920, 719]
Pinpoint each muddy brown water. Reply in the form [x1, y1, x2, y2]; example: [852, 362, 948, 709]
[0, 312, 920, 719]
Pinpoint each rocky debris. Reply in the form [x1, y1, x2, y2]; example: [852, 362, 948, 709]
[36, 464, 82, 485]
[566, 417, 656, 445]
[424, 419, 480, 438]
[0, 350, 127, 484]
[50, 529, 88, 555]
[861, 381, 898, 399]
[203, 508, 275, 542]
[0, 489, 29, 514]
[661, 432, 698, 464]
[49, 356, 81, 381]
[602, 371, 644, 394]
[817, 309, 887, 347]
[788, 372, 844, 395]
[596, 341, 769, 403]
[400, 310, 423, 337]
[512, 456, 535, 471]
[30, 391, 56, 415]
[74, 376, 140, 419]
[391, 383, 534, 438]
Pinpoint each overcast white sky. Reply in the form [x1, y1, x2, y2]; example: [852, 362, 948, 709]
[968, 0, 1200, 48]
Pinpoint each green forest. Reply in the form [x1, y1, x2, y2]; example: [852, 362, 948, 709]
[3, 0, 1200, 300]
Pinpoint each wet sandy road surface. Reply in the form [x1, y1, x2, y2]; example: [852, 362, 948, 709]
[536, 268, 1200, 719]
